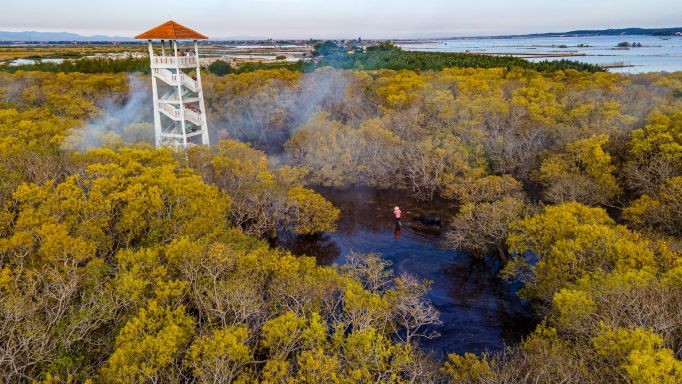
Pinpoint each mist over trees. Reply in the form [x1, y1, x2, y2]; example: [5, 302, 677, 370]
[0, 54, 681, 383]
[201, 66, 681, 205]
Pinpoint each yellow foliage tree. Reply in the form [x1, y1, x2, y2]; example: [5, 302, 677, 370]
[538, 135, 621, 205]
[100, 301, 195, 383]
[185, 325, 254, 384]
[504, 202, 657, 302]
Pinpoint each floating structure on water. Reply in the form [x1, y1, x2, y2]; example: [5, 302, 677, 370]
[135, 21, 210, 148]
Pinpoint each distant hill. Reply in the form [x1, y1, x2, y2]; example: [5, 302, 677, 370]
[0, 31, 132, 42]
[429, 27, 682, 41]
[531, 27, 682, 37]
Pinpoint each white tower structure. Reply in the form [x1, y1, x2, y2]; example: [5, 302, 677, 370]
[135, 21, 210, 147]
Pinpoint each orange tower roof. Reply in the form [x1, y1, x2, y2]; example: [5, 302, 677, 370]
[135, 20, 208, 40]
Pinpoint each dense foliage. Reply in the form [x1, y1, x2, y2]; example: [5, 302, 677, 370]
[204, 65, 682, 383]
[203, 67, 681, 202]
[207, 59, 233, 76]
[1, 57, 150, 74]
[234, 60, 308, 74]
[1, 63, 681, 383]
[2, 41, 603, 76]
[0, 71, 442, 382]
[312, 41, 604, 73]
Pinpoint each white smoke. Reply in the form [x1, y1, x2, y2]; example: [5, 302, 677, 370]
[208, 68, 355, 153]
[63, 74, 154, 151]
[62, 68, 356, 153]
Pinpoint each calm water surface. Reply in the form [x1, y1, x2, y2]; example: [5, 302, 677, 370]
[8, 58, 64, 66]
[276, 186, 537, 357]
[399, 35, 682, 73]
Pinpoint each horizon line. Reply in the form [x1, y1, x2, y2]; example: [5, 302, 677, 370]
[1, 25, 682, 43]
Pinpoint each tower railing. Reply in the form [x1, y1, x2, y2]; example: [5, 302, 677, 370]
[183, 108, 202, 125]
[158, 102, 203, 126]
[152, 68, 199, 92]
[151, 56, 197, 68]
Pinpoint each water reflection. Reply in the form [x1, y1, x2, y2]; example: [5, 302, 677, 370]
[275, 186, 537, 357]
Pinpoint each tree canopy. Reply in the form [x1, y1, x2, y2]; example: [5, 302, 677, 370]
[1, 63, 681, 383]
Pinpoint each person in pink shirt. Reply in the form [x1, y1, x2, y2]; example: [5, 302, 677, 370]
[393, 206, 402, 225]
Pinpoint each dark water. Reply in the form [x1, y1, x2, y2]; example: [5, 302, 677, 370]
[276, 186, 537, 357]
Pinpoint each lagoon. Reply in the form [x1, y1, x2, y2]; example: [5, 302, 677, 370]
[276, 187, 536, 357]
[399, 35, 682, 73]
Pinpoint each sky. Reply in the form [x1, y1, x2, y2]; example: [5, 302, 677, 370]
[1, 0, 681, 39]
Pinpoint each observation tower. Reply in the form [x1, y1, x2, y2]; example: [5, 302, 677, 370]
[135, 21, 210, 147]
